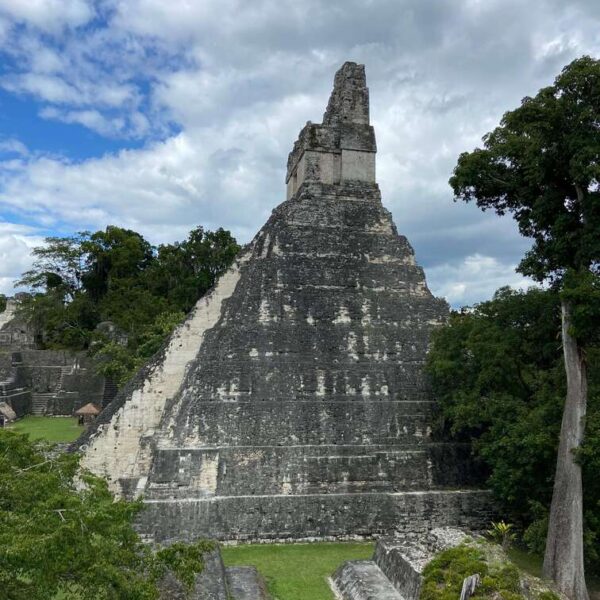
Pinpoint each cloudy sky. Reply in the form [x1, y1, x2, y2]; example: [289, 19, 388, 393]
[0, 0, 598, 306]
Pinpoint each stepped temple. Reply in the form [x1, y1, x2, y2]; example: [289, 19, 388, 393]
[79, 62, 490, 543]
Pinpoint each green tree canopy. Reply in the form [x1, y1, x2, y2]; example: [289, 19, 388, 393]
[450, 56, 600, 285]
[0, 430, 213, 599]
[449, 56, 600, 599]
[15, 224, 240, 385]
[427, 287, 600, 576]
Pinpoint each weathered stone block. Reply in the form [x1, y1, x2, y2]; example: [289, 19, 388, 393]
[226, 566, 271, 600]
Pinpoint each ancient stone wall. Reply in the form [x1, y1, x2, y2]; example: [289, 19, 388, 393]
[79, 260, 248, 497]
[0, 349, 107, 417]
[80, 62, 491, 543]
[0, 298, 35, 348]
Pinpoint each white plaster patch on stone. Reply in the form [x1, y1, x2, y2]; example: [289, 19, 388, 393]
[306, 284, 346, 290]
[316, 370, 326, 397]
[367, 254, 410, 265]
[0, 298, 17, 329]
[426, 457, 434, 486]
[306, 313, 315, 325]
[360, 300, 371, 325]
[271, 238, 282, 256]
[332, 305, 351, 324]
[249, 348, 259, 358]
[275, 269, 284, 289]
[258, 297, 273, 323]
[347, 332, 359, 361]
[412, 281, 429, 296]
[237, 449, 265, 466]
[380, 385, 389, 396]
[80, 252, 249, 496]
[260, 233, 271, 258]
[360, 377, 370, 397]
[367, 219, 393, 234]
[189, 452, 219, 495]
[428, 317, 444, 326]
[341, 149, 375, 183]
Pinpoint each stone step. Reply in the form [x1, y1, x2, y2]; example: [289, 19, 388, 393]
[162, 401, 435, 447]
[138, 489, 493, 544]
[331, 560, 404, 600]
[373, 529, 470, 600]
[373, 540, 426, 600]
[226, 566, 271, 600]
[146, 443, 478, 499]
[31, 393, 53, 415]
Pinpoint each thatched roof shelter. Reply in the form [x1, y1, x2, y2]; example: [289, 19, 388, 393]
[74, 403, 101, 416]
[0, 401, 17, 424]
[74, 403, 101, 426]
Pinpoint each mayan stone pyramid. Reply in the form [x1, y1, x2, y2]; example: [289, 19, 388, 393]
[80, 62, 490, 543]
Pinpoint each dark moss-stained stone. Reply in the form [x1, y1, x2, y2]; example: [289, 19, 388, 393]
[79, 62, 491, 543]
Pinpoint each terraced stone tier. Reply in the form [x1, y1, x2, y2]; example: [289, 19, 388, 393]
[331, 560, 405, 600]
[139, 490, 493, 543]
[144, 443, 481, 499]
[157, 401, 435, 447]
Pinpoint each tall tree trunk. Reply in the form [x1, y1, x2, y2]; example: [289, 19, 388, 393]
[543, 299, 589, 600]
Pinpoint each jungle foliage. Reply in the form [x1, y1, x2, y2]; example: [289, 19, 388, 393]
[449, 55, 600, 597]
[0, 430, 214, 599]
[420, 542, 559, 600]
[15, 225, 240, 385]
[427, 287, 600, 575]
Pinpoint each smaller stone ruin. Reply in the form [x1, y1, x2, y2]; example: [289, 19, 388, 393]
[0, 297, 115, 419]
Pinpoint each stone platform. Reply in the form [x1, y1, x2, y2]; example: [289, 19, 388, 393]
[331, 528, 469, 600]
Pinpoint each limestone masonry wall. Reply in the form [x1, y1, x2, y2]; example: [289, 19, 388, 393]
[79, 256, 249, 496]
[80, 61, 491, 543]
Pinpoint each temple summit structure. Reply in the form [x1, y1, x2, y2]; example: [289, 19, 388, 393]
[79, 62, 491, 543]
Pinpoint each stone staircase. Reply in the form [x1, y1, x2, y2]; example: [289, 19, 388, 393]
[330, 528, 468, 600]
[102, 378, 119, 406]
[158, 547, 271, 600]
[333, 561, 405, 600]
[31, 393, 53, 415]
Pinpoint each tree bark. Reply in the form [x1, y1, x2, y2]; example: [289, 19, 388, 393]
[542, 299, 589, 600]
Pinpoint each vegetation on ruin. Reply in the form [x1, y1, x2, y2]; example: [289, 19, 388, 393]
[9, 416, 81, 443]
[420, 539, 560, 600]
[0, 430, 214, 599]
[427, 286, 600, 576]
[15, 225, 240, 385]
[221, 542, 374, 600]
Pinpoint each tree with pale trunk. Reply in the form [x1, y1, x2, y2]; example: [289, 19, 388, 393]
[449, 56, 600, 600]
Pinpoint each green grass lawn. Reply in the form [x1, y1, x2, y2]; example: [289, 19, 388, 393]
[9, 416, 82, 443]
[221, 542, 373, 600]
